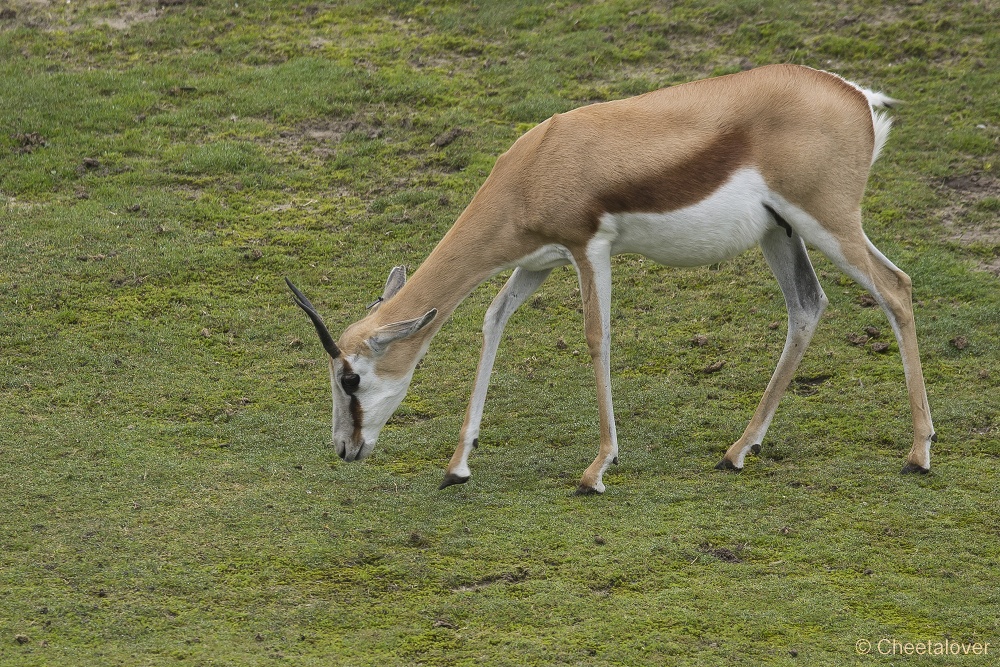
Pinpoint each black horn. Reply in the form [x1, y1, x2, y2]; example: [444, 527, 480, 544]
[285, 278, 341, 359]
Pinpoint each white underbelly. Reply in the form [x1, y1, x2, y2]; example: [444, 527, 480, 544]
[510, 242, 573, 271]
[604, 168, 774, 267]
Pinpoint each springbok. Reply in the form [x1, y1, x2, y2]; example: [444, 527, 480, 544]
[286, 64, 935, 494]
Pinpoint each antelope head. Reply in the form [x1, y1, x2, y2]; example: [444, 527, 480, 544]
[285, 267, 436, 462]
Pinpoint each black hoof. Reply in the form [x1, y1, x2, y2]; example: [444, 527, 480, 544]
[715, 458, 742, 472]
[900, 462, 930, 475]
[575, 485, 601, 496]
[750, 443, 762, 455]
[438, 473, 470, 490]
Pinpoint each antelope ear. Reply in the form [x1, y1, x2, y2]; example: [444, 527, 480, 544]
[381, 266, 407, 302]
[366, 309, 437, 355]
[369, 266, 407, 312]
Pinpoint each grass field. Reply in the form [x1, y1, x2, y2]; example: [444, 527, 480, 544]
[2, 0, 999, 665]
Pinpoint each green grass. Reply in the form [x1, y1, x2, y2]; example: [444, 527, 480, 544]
[2, 0, 999, 665]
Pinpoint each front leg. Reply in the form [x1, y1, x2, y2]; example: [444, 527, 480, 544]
[573, 239, 618, 494]
[440, 268, 552, 489]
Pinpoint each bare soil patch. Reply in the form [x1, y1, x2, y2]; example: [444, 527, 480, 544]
[271, 119, 382, 161]
[698, 542, 746, 563]
[2, 0, 161, 32]
[937, 172, 1000, 275]
[11, 132, 47, 154]
[93, 8, 157, 30]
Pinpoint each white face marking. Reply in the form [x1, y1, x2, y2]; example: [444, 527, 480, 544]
[352, 355, 415, 449]
[603, 168, 774, 267]
[329, 354, 417, 462]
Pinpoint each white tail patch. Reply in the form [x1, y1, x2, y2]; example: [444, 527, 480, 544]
[824, 70, 897, 165]
[871, 109, 893, 165]
[856, 80, 898, 166]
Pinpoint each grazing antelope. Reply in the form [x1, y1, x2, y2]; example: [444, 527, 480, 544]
[287, 64, 935, 494]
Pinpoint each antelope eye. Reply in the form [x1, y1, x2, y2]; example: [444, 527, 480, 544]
[341, 373, 361, 393]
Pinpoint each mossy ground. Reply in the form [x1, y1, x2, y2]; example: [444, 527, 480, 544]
[2, 1, 998, 665]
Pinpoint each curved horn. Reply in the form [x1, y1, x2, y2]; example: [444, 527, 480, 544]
[284, 278, 341, 359]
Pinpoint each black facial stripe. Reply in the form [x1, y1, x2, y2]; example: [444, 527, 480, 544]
[350, 395, 364, 443]
[338, 358, 363, 441]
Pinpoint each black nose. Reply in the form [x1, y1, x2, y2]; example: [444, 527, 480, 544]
[338, 449, 347, 460]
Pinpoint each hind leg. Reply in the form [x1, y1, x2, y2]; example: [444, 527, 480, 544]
[793, 208, 935, 472]
[718, 227, 828, 470]
[837, 238, 935, 472]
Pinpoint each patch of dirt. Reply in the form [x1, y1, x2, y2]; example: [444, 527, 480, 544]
[846, 333, 870, 347]
[980, 257, 1000, 275]
[270, 119, 382, 161]
[11, 132, 46, 154]
[431, 127, 464, 148]
[406, 531, 429, 548]
[701, 360, 725, 374]
[299, 120, 381, 143]
[792, 373, 831, 396]
[93, 8, 158, 30]
[937, 172, 1000, 275]
[698, 542, 745, 563]
[1, 1, 155, 32]
[452, 568, 529, 592]
[857, 293, 878, 308]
